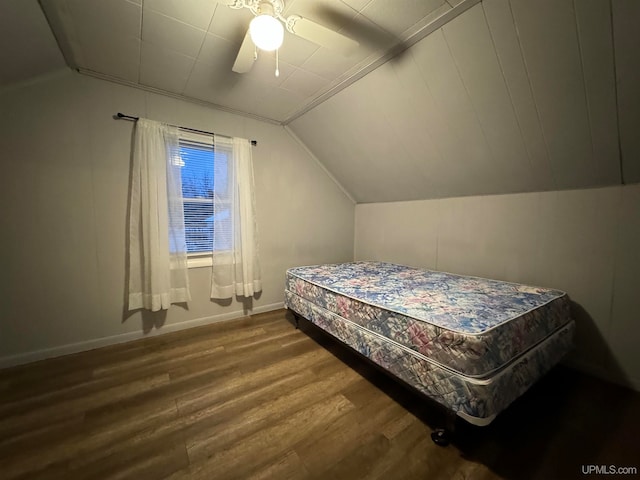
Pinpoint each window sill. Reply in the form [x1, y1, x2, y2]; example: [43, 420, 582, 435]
[187, 255, 212, 268]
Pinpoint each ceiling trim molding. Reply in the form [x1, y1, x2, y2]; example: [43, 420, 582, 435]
[39, 0, 80, 71]
[76, 68, 284, 126]
[282, 0, 482, 125]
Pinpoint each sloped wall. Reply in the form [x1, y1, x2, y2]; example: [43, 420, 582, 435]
[289, 0, 639, 203]
[0, 70, 354, 364]
[355, 185, 640, 391]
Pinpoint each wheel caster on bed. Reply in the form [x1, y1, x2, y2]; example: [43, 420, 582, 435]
[431, 429, 451, 447]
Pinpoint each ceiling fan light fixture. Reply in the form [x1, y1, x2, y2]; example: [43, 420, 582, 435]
[249, 14, 284, 51]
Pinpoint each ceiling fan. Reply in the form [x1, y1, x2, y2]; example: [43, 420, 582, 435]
[219, 0, 359, 75]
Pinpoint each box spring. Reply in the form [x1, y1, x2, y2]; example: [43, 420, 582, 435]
[284, 262, 574, 425]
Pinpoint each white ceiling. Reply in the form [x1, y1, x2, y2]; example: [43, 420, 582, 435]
[32, 0, 473, 124]
[2, 0, 638, 203]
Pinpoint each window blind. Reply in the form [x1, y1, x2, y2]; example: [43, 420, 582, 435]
[180, 139, 214, 254]
[178, 133, 233, 255]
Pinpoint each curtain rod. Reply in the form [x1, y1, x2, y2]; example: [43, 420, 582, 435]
[114, 113, 257, 146]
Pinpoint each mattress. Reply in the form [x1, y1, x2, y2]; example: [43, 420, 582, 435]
[285, 288, 575, 425]
[285, 262, 571, 378]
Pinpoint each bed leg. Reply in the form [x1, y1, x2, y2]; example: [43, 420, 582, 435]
[294, 315, 299, 329]
[431, 429, 450, 446]
[431, 410, 457, 447]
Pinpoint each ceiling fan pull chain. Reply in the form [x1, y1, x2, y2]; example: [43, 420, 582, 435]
[254, 44, 258, 61]
[275, 48, 280, 77]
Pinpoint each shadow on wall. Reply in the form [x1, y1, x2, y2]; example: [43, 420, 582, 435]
[140, 309, 167, 333]
[122, 304, 186, 334]
[568, 299, 629, 388]
[211, 291, 262, 316]
[120, 289, 264, 334]
[456, 301, 637, 478]
[291, 311, 640, 479]
[456, 364, 640, 479]
[318, 4, 420, 65]
[121, 127, 137, 327]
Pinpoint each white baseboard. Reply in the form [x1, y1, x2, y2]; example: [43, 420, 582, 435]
[0, 302, 284, 370]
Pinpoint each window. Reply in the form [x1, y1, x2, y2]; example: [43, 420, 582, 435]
[178, 131, 230, 267]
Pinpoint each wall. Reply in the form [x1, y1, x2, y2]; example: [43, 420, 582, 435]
[0, 69, 354, 365]
[355, 185, 640, 391]
[289, 0, 640, 203]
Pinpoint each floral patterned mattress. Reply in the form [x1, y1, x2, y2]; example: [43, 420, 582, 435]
[285, 288, 575, 425]
[285, 262, 572, 377]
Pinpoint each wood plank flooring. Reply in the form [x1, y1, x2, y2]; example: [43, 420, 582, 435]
[1, 309, 638, 479]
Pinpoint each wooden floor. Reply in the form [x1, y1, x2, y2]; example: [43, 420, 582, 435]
[1, 310, 639, 480]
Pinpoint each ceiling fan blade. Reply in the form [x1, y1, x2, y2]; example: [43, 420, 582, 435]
[232, 30, 256, 74]
[287, 16, 359, 55]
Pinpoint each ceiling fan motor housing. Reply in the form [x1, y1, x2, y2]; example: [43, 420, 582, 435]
[250, 0, 284, 17]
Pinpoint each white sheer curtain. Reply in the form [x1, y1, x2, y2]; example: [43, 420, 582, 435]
[128, 119, 191, 311]
[210, 136, 262, 299]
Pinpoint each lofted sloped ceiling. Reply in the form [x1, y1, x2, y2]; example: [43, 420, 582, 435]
[289, 0, 640, 203]
[1, 0, 638, 203]
[37, 0, 474, 124]
[0, 0, 66, 86]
